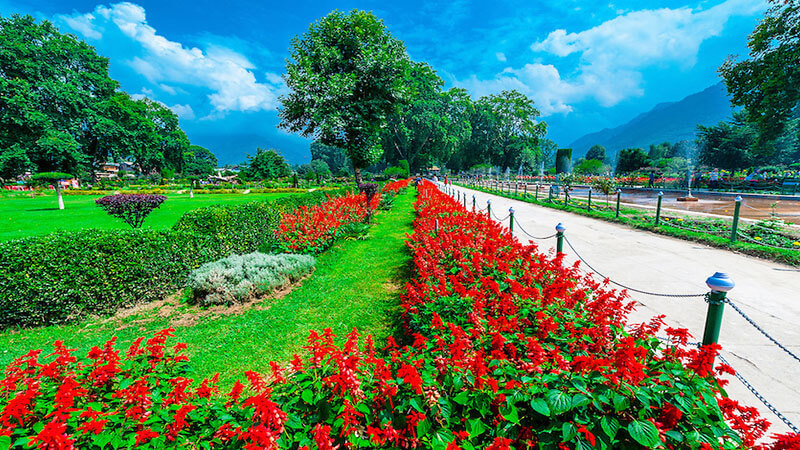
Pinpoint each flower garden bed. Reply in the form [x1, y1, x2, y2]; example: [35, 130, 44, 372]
[1, 181, 797, 449]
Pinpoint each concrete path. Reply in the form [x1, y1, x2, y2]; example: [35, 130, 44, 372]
[444, 183, 800, 436]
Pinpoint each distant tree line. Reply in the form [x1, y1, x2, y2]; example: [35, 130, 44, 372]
[0, 14, 217, 182]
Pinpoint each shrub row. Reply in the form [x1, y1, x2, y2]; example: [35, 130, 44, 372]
[0, 188, 350, 329]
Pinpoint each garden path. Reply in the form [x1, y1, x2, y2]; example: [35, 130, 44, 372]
[449, 183, 800, 436]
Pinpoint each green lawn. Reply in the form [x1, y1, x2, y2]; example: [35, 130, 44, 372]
[0, 189, 416, 390]
[0, 191, 297, 241]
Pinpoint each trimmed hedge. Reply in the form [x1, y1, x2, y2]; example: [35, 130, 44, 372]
[0, 188, 351, 329]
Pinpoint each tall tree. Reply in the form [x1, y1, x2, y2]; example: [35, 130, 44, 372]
[696, 112, 758, 171]
[478, 91, 547, 170]
[0, 14, 116, 177]
[720, 0, 800, 142]
[310, 141, 349, 174]
[183, 145, 218, 176]
[280, 10, 411, 184]
[585, 145, 606, 162]
[244, 148, 290, 180]
[616, 148, 650, 173]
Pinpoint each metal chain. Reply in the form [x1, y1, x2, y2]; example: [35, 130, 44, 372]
[512, 216, 558, 240]
[491, 210, 511, 222]
[563, 236, 706, 298]
[724, 298, 800, 365]
[716, 353, 800, 434]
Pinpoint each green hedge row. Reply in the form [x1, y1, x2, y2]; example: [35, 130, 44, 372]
[0, 188, 351, 329]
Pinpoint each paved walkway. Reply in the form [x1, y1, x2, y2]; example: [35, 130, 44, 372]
[444, 183, 800, 436]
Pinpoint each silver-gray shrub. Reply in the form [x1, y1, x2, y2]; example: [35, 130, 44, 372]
[187, 252, 315, 306]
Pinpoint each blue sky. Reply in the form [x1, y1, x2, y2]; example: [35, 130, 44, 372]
[2, 0, 767, 165]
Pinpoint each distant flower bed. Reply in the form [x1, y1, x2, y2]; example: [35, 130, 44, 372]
[381, 178, 411, 194]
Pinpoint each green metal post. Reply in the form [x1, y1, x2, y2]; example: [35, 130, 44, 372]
[487, 200, 491, 219]
[435, 218, 439, 233]
[509, 208, 514, 234]
[730, 196, 742, 242]
[524, 184, 528, 198]
[655, 191, 664, 225]
[515, 182, 518, 196]
[536, 184, 540, 200]
[702, 291, 727, 346]
[463, 193, 467, 209]
[615, 189, 621, 218]
[587, 187, 592, 211]
[472, 195, 476, 212]
[556, 223, 566, 254]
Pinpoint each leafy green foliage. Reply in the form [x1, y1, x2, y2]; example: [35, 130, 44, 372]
[696, 112, 759, 171]
[585, 144, 606, 162]
[187, 252, 316, 306]
[616, 148, 650, 173]
[241, 147, 291, 180]
[555, 148, 572, 174]
[280, 10, 411, 182]
[720, 0, 800, 141]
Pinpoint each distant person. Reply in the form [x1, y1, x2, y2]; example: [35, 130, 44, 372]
[648, 172, 655, 188]
[709, 169, 720, 189]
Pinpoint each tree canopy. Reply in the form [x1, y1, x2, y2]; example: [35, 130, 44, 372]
[0, 14, 211, 181]
[243, 148, 291, 180]
[585, 145, 606, 162]
[720, 0, 800, 143]
[616, 148, 650, 173]
[280, 10, 412, 183]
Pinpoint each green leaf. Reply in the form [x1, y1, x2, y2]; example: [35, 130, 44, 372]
[546, 389, 572, 415]
[571, 393, 591, 408]
[600, 416, 620, 440]
[301, 389, 313, 403]
[530, 398, 550, 416]
[0, 436, 10, 450]
[452, 391, 470, 405]
[417, 418, 432, 438]
[467, 418, 487, 438]
[562, 422, 577, 441]
[612, 393, 629, 412]
[665, 430, 683, 443]
[500, 404, 519, 424]
[627, 420, 660, 447]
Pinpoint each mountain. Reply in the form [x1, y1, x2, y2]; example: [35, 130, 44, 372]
[569, 83, 734, 158]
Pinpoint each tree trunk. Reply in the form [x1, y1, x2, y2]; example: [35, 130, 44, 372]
[354, 166, 363, 185]
[189, 184, 194, 198]
[56, 184, 64, 210]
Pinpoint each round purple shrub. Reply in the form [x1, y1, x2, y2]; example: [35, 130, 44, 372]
[95, 194, 167, 229]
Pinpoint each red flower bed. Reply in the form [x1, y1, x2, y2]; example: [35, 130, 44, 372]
[382, 179, 412, 194]
[275, 192, 380, 254]
[2, 181, 797, 449]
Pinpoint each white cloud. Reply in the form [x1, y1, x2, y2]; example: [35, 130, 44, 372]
[169, 104, 195, 120]
[460, 0, 766, 115]
[58, 2, 282, 117]
[495, 52, 507, 62]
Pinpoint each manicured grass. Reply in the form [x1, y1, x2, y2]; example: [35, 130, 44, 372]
[0, 189, 416, 389]
[0, 191, 297, 241]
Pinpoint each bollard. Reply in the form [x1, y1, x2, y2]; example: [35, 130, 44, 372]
[509, 207, 514, 234]
[487, 199, 492, 219]
[524, 184, 528, 198]
[587, 186, 592, 211]
[655, 191, 664, 225]
[472, 194, 476, 212]
[548, 185, 553, 202]
[435, 218, 439, 233]
[536, 184, 540, 201]
[615, 189, 621, 218]
[702, 272, 734, 347]
[730, 195, 742, 242]
[463, 193, 467, 209]
[556, 223, 566, 254]
[515, 182, 518, 196]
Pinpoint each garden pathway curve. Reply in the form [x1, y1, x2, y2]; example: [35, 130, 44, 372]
[445, 183, 800, 436]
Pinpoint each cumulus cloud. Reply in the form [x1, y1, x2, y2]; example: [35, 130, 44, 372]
[460, 0, 766, 115]
[495, 52, 507, 62]
[169, 104, 195, 120]
[57, 2, 282, 117]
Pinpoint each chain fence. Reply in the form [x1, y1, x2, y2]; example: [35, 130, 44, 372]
[562, 236, 706, 298]
[716, 353, 800, 434]
[724, 298, 800, 365]
[511, 216, 559, 241]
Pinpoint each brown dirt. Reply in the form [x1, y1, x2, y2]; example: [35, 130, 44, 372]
[102, 273, 312, 331]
